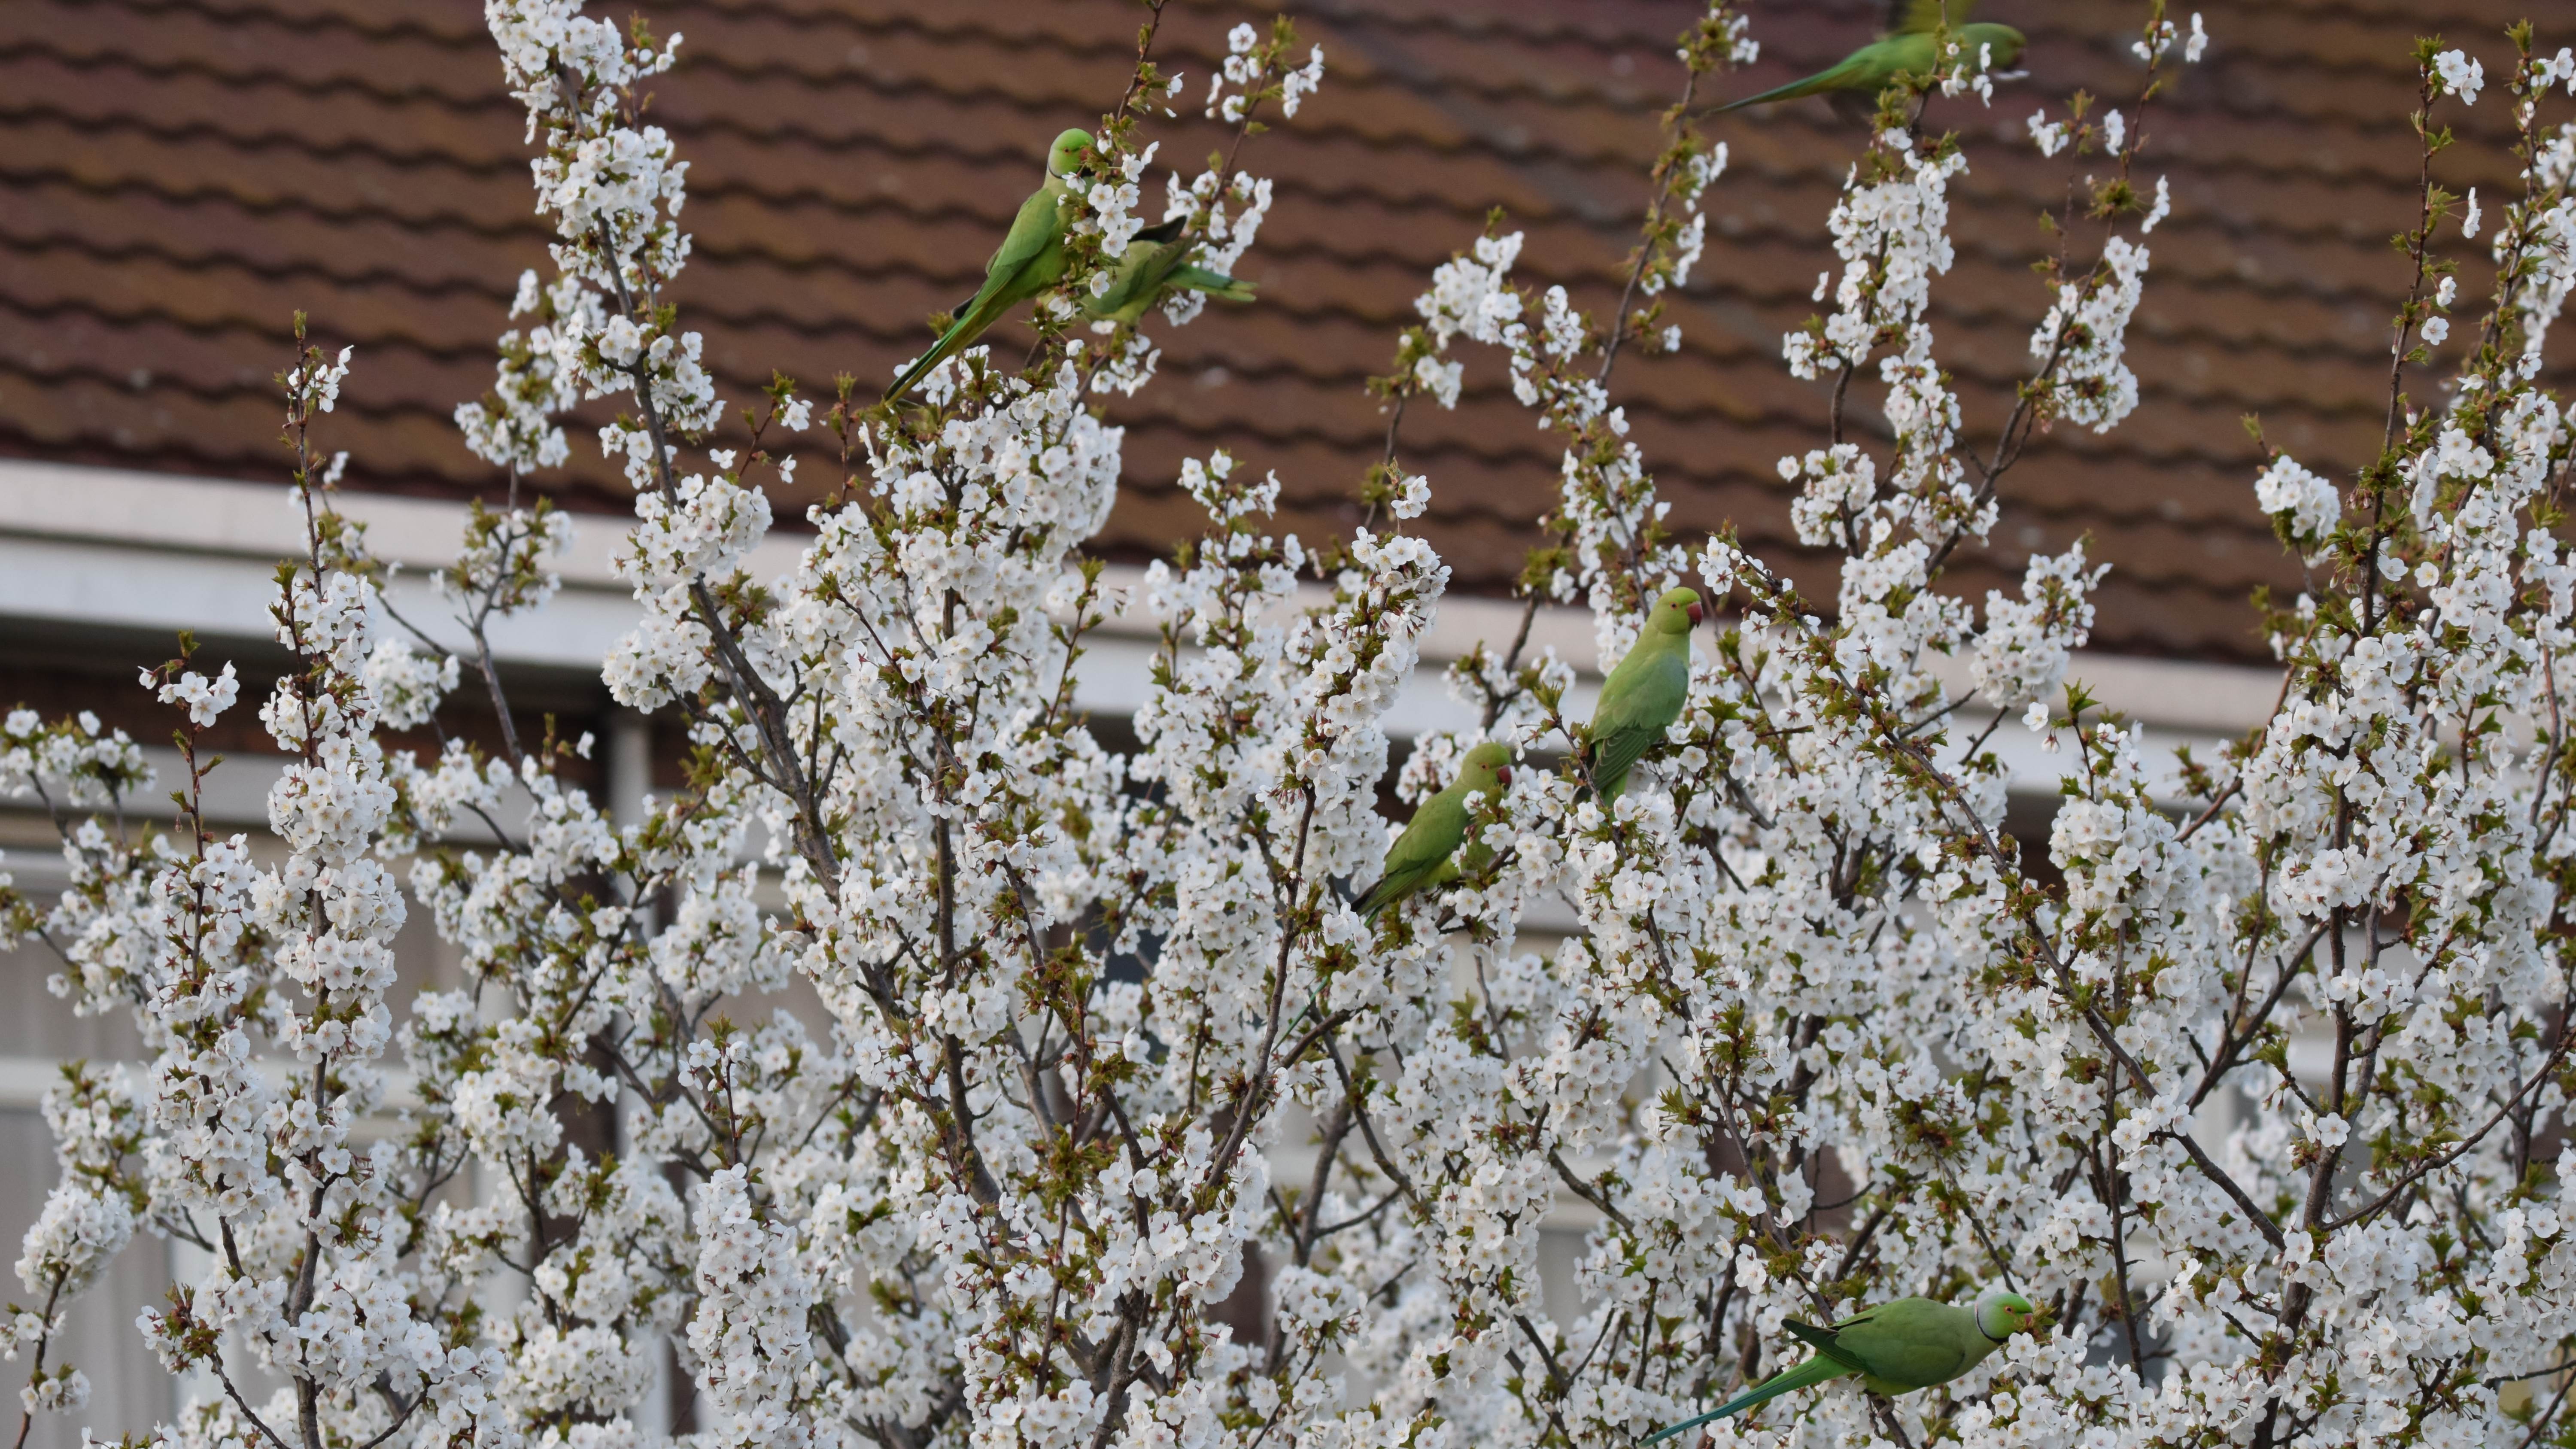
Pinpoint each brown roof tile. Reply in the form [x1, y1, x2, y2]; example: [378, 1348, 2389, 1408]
[2, 0, 2563, 662]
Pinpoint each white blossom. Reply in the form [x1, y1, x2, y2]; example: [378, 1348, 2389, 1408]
[2436, 47, 2485, 104]
[148, 663, 240, 728]
[14, 11, 2576, 1449]
[2255, 453, 2342, 549]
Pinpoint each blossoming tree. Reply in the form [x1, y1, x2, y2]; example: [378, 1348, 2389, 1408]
[6, 3, 2576, 1449]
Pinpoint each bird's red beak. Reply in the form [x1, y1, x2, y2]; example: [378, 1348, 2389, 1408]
[1495, 767, 1513, 787]
[1686, 602, 1705, 626]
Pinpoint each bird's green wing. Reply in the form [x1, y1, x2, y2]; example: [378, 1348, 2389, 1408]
[1357, 787, 1468, 918]
[1886, 0, 1974, 34]
[985, 183, 1068, 282]
[1090, 212, 1236, 325]
[1832, 1298, 1980, 1391]
[1108, 219, 1191, 310]
[952, 186, 1073, 328]
[1084, 242, 1175, 323]
[1587, 632, 1689, 801]
[1086, 247, 1255, 325]
[888, 185, 1069, 402]
[1782, 1319, 1869, 1373]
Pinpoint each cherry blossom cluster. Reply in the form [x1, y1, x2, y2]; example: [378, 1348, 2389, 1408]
[14, 7, 2576, 1449]
[1674, 25, 2576, 1449]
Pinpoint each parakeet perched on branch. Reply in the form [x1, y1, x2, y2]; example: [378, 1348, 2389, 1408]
[1721, 0, 2025, 113]
[1643, 1288, 2038, 1442]
[1356, 742, 1513, 920]
[1585, 586, 1701, 803]
[1082, 218, 1257, 325]
[885, 128, 1093, 404]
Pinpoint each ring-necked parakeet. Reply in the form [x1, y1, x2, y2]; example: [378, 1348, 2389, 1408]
[1082, 218, 1257, 326]
[1720, 0, 2026, 113]
[1355, 742, 1513, 920]
[1584, 586, 1701, 803]
[885, 128, 1093, 404]
[1643, 1288, 2038, 1442]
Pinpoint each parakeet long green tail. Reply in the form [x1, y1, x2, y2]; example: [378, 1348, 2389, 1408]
[1640, 1357, 1853, 1443]
[1355, 856, 1454, 920]
[884, 289, 1021, 406]
[1167, 265, 1255, 302]
[1719, 54, 1875, 111]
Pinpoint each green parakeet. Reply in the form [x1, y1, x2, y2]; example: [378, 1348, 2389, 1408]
[1584, 586, 1701, 803]
[1355, 742, 1514, 920]
[885, 128, 1093, 404]
[1720, 0, 2026, 113]
[1643, 1289, 2038, 1442]
[1081, 218, 1257, 326]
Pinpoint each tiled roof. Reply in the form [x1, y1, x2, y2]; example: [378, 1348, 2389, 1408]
[3, 0, 2554, 662]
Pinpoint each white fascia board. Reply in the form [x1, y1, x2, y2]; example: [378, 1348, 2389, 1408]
[0, 456, 648, 584]
[0, 458, 806, 674]
[1923, 648, 2284, 739]
[0, 459, 2281, 771]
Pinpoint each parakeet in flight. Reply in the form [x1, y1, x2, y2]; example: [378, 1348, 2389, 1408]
[1355, 742, 1514, 920]
[1585, 586, 1701, 803]
[1643, 1288, 2038, 1442]
[1720, 0, 2026, 113]
[885, 128, 1094, 404]
[1082, 218, 1257, 326]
